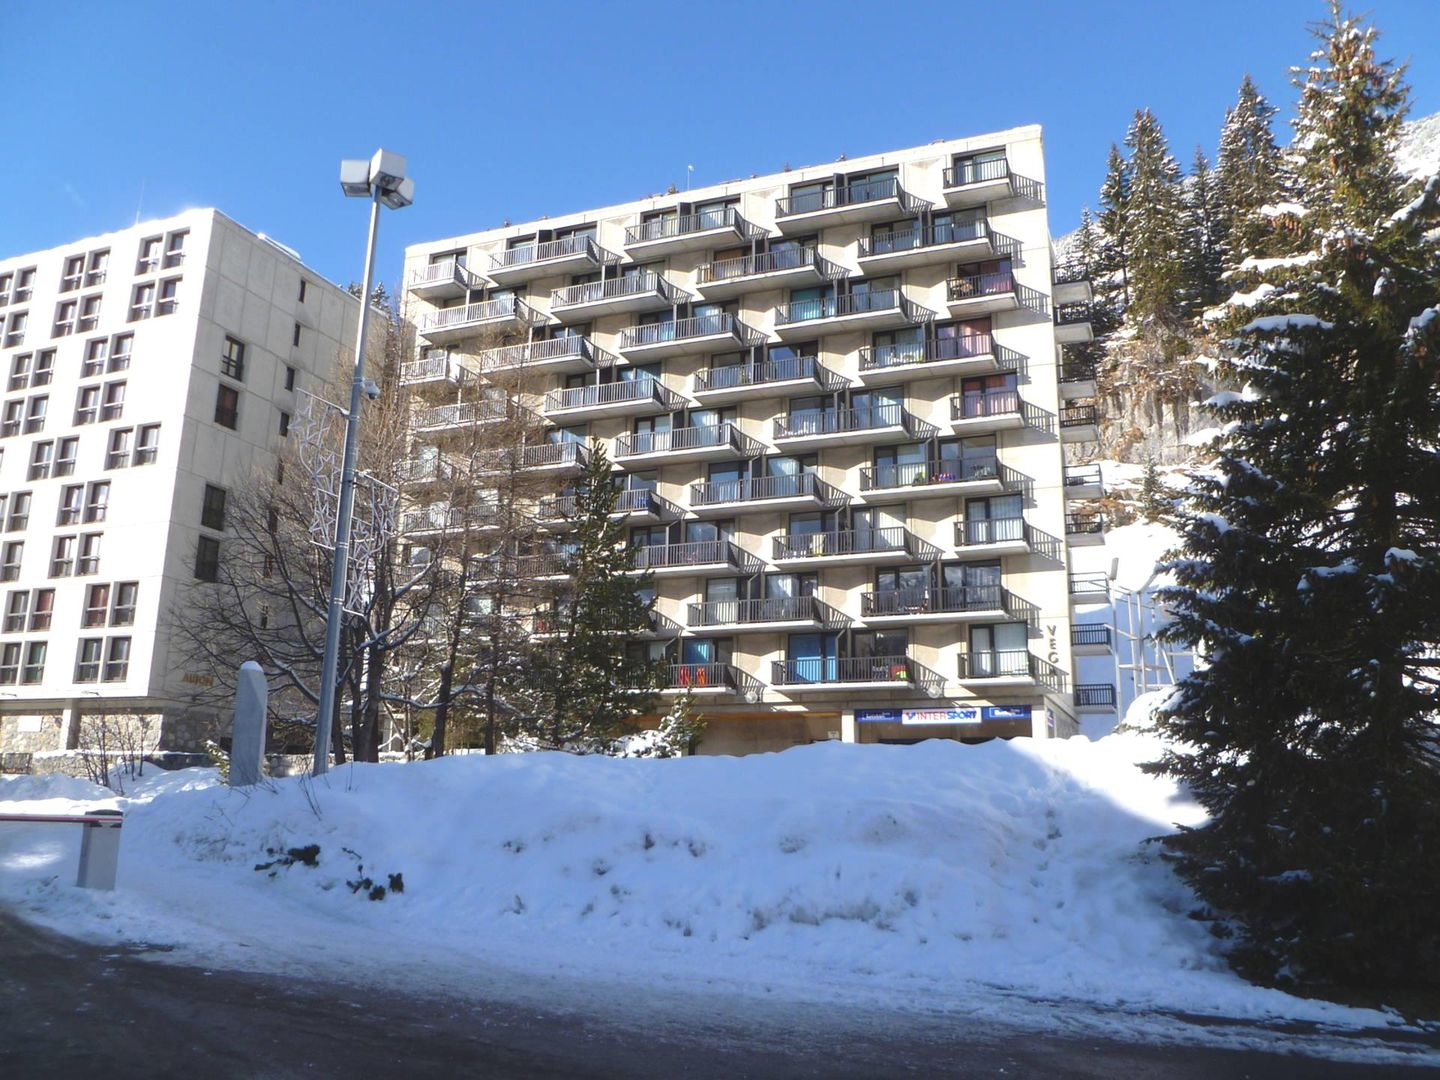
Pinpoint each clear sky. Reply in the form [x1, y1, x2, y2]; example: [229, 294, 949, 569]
[5, 1, 1437, 290]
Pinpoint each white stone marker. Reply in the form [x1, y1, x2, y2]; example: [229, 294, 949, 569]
[230, 661, 268, 787]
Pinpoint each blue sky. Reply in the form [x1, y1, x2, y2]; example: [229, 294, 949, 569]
[5, 1, 1436, 289]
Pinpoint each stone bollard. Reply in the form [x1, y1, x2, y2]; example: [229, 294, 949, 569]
[230, 661, 268, 787]
[77, 810, 123, 890]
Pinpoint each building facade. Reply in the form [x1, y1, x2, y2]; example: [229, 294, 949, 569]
[400, 127, 1110, 754]
[0, 209, 359, 760]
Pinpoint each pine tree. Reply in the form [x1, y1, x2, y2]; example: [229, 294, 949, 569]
[1074, 206, 1121, 336]
[1215, 75, 1286, 267]
[1182, 147, 1225, 311]
[1150, 5, 1440, 988]
[511, 442, 659, 750]
[1123, 109, 1188, 331]
[1097, 144, 1132, 309]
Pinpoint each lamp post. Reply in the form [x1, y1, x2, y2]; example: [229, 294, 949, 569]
[312, 149, 414, 776]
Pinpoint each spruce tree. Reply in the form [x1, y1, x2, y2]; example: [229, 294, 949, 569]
[1182, 147, 1225, 311]
[1097, 144, 1132, 309]
[1074, 206, 1120, 336]
[1215, 75, 1286, 267]
[1123, 109, 1187, 331]
[1151, 6, 1440, 988]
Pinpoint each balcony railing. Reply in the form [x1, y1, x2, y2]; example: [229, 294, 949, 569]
[419, 297, 544, 334]
[1071, 625, 1112, 648]
[543, 377, 682, 413]
[615, 422, 761, 458]
[774, 404, 932, 440]
[944, 156, 1010, 188]
[957, 649, 1034, 679]
[773, 526, 936, 562]
[775, 289, 922, 327]
[1055, 302, 1094, 326]
[522, 442, 590, 469]
[1063, 464, 1102, 489]
[860, 584, 1011, 617]
[1066, 513, 1106, 537]
[694, 354, 841, 394]
[399, 355, 473, 386]
[414, 401, 511, 430]
[490, 234, 610, 271]
[1060, 403, 1100, 428]
[951, 390, 1021, 421]
[858, 217, 988, 257]
[629, 539, 757, 572]
[624, 207, 758, 245]
[408, 258, 478, 290]
[697, 247, 844, 285]
[1076, 684, 1117, 708]
[479, 336, 614, 372]
[396, 457, 459, 484]
[1069, 572, 1109, 596]
[658, 662, 755, 694]
[771, 654, 943, 690]
[551, 271, 684, 309]
[775, 177, 919, 217]
[860, 457, 1012, 491]
[1058, 359, 1097, 384]
[690, 471, 846, 508]
[956, 516, 1025, 547]
[860, 333, 1020, 372]
[946, 270, 1016, 303]
[619, 313, 760, 351]
[541, 487, 680, 522]
[687, 595, 847, 629]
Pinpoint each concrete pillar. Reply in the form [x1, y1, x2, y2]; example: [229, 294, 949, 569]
[58, 705, 80, 750]
[840, 708, 857, 743]
[229, 662, 267, 787]
[1031, 707, 1051, 740]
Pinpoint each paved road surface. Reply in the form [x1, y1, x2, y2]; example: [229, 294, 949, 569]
[1, 914, 1435, 1079]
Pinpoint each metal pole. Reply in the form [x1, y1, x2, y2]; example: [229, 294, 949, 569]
[313, 189, 382, 775]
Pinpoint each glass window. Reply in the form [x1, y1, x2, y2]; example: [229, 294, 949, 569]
[102, 637, 131, 682]
[84, 584, 110, 628]
[201, 485, 227, 530]
[221, 336, 245, 380]
[75, 638, 102, 682]
[0, 642, 20, 683]
[21, 641, 46, 684]
[28, 589, 53, 632]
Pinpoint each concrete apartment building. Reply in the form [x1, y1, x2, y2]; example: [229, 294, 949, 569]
[400, 126, 1112, 754]
[0, 210, 359, 760]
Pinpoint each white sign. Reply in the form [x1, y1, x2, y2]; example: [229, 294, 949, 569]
[901, 707, 981, 726]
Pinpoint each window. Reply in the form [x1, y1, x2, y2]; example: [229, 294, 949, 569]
[3, 591, 26, 632]
[157, 277, 180, 317]
[106, 429, 132, 469]
[60, 255, 84, 292]
[32, 349, 53, 387]
[84, 481, 110, 523]
[77, 295, 102, 333]
[28, 589, 53, 632]
[163, 229, 187, 268]
[214, 385, 239, 429]
[278, 411, 290, 437]
[4, 311, 27, 348]
[12, 269, 32, 302]
[85, 249, 109, 288]
[53, 299, 77, 337]
[195, 535, 220, 582]
[102, 637, 130, 682]
[78, 533, 102, 576]
[129, 282, 155, 322]
[291, 321, 302, 347]
[75, 386, 100, 425]
[109, 332, 133, 372]
[1, 401, 20, 438]
[221, 336, 245, 380]
[23, 395, 45, 434]
[27, 441, 52, 481]
[75, 638, 102, 682]
[298, 279, 308, 303]
[8, 353, 30, 392]
[284, 365, 296, 391]
[136, 236, 162, 274]
[111, 582, 137, 626]
[54, 437, 78, 477]
[201, 484, 227, 530]
[82, 338, 108, 378]
[0, 643, 19, 683]
[83, 584, 110, 628]
[0, 271, 11, 304]
[134, 424, 160, 465]
[100, 381, 125, 421]
[0, 542, 21, 582]
[7, 492, 29, 531]
[21, 641, 46, 684]
[58, 485, 82, 526]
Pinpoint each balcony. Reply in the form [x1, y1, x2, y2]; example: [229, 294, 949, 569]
[413, 400, 513, 436]
[623, 206, 762, 258]
[540, 488, 682, 527]
[687, 595, 850, 634]
[401, 504, 498, 537]
[487, 235, 617, 286]
[689, 471, 848, 517]
[513, 553, 571, 580]
[945, 270, 1021, 316]
[1060, 402, 1101, 443]
[860, 584, 1015, 625]
[614, 421, 763, 466]
[957, 650, 1036, 685]
[954, 516, 1031, 558]
[407, 258, 482, 301]
[695, 247, 845, 301]
[618, 313, 763, 360]
[542, 376, 685, 423]
[1069, 573, 1110, 603]
[1065, 512, 1106, 546]
[396, 457, 462, 486]
[858, 333, 1021, 385]
[859, 458, 1017, 502]
[517, 441, 591, 474]
[1063, 464, 1103, 500]
[550, 271, 686, 322]
[773, 404, 936, 450]
[398, 355, 475, 394]
[942, 157, 1043, 208]
[949, 390, 1026, 435]
[627, 539, 762, 577]
[1075, 683, 1118, 712]
[478, 336, 615, 377]
[1054, 302, 1095, 344]
[418, 297, 547, 345]
[772, 526, 939, 569]
[774, 177, 925, 232]
[774, 289, 935, 339]
[654, 662, 762, 698]
[1052, 267, 1094, 306]
[771, 654, 944, 694]
[1057, 359, 1098, 400]
[1071, 625, 1113, 656]
[857, 220, 1017, 273]
[692, 354, 847, 405]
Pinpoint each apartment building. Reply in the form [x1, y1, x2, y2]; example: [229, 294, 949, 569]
[0, 210, 359, 760]
[400, 126, 1111, 755]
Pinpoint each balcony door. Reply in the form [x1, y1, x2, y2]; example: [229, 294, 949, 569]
[850, 275, 898, 312]
[693, 199, 734, 229]
[788, 285, 829, 322]
[960, 372, 1018, 417]
[547, 425, 586, 446]
[953, 150, 1005, 185]
[945, 560, 1001, 606]
[935, 317, 991, 359]
[969, 622, 1028, 675]
[766, 572, 816, 600]
[787, 181, 831, 214]
[687, 518, 732, 544]
[964, 494, 1023, 544]
[786, 632, 837, 682]
[850, 385, 902, 428]
[939, 435, 997, 480]
[872, 325, 924, 367]
[873, 441, 927, 486]
[852, 506, 902, 550]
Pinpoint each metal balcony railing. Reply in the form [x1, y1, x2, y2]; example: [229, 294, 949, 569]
[1060, 403, 1100, 428]
[401, 504, 498, 534]
[687, 594, 847, 629]
[551, 271, 684, 309]
[521, 442, 589, 469]
[615, 422, 761, 458]
[414, 401, 511, 430]
[419, 297, 545, 335]
[1053, 266, 1091, 287]
[1069, 572, 1110, 596]
[628, 539, 757, 572]
[859, 333, 1017, 372]
[860, 457, 1009, 491]
[689, 471, 846, 508]
[774, 403, 932, 440]
[408, 258, 478, 290]
[544, 377, 682, 413]
[944, 156, 1011, 188]
[775, 289, 923, 326]
[396, 457, 459, 484]
[947, 270, 1016, 302]
[1071, 625, 1112, 648]
[860, 584, 1011, 617]
[694, 354, 841, 393]
[775, 176, 918, 217]
[858, 216, 987, 257]
[951, 390, 1021, 421]
[624, 207, 758, 245]
[1057, 360, 1097, 383]
[619, 313, 759, 351]
[540, 487, 679, 522]
[772, 654, 943, 690]
[514, 553, 571, 579]
[1066, 513, 1106, 536]
[479, 336, 614, 372]
[659, 662, 750, 693]
[697, 247, 845, 285]
[956, 516, 1026, 547]
[1076, 683, 1118, 708]
[1063, 464, 1103, 489]
[1055, 301, 1094, 326]
[957, 649, 1035, 679]
[399, 355, 473, 386]
[490, 234, 611, 271]
[773, 526, 936, 562]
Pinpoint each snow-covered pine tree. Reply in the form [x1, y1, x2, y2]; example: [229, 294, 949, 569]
[1151, 5, 1440, 988]
[1214, 74, 1287, 267]
[1097, 144, 1132, 310]
[1123, 109, 1188, 336]
[1182, 147, 1225, 312]
[1073, 206, 1120, 336]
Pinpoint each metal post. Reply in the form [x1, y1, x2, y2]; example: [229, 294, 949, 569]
[312, 190, 382, 776]
[77, 810, 123, 890]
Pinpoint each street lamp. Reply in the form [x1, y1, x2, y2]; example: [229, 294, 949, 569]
[312, 149, 413, 776]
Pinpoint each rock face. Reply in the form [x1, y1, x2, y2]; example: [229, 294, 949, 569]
[1396, 111, 1440, 179]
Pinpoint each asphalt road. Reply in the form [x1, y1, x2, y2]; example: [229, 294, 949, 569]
[1, 913, 1435, 1079]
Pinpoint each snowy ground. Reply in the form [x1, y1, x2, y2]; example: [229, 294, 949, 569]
[2, 728, 1434, 1065]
